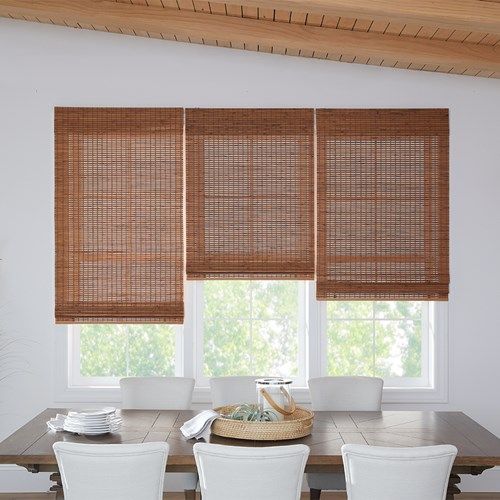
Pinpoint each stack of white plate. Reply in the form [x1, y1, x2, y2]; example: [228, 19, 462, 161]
[62, 407, 122, 435]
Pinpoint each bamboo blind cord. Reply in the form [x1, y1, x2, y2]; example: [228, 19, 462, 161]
[55, 108, 184, 323]
[316, 109, 449, 301]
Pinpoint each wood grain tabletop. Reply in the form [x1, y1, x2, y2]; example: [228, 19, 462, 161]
[1, 409, 499, 470]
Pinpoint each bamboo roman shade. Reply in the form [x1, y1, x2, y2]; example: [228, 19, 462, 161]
[186, 109, 315, 279]
[55, 107, 450, 324]
[55, 108, 184, 323]
[316, 109, 449, 300]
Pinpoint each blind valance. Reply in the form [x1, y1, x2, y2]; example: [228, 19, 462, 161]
[316, 109, 449, 300]
[55, 108, 184, 323]
[186, 108, 315, 280]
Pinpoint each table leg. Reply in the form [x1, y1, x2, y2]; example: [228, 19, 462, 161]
[50, 472, 64, 499]
[446, 473, 461, 499]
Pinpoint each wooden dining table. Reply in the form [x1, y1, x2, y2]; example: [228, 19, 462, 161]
[0, 408, 499, 499]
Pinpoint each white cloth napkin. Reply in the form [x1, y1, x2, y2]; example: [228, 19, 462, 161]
[47, 414, 67, 432]
[180, 410, 220, 440]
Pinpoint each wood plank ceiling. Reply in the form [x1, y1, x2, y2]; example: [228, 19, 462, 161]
[1, 0, 500, 78]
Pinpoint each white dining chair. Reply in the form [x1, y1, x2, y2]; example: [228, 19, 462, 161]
[307, 376, 384, 499]
[120, 376, 197, 499]
[53, 442, 169, 500]
[194, 442, 310, 500]
[120, 376, 195, 410]
[209, 376, 262, 408]
[342, 444, 458, 500]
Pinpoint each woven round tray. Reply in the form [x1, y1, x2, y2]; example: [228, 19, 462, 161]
[211, 405, 314, 441]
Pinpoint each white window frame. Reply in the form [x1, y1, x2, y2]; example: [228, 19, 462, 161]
[56, 281, 448, 404]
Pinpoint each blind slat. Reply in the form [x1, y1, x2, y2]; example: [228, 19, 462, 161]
[55, 108, 184, 323]
[186, 109, 315, 280]
[316, 109, 449, 301]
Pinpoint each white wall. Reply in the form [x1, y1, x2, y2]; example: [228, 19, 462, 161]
[1, 18, 500, 493]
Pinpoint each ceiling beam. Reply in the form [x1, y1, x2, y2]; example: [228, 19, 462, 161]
[1, 0, 500, 73]
[229, 0, 500, 35]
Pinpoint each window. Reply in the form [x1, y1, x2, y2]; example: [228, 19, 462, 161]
[57, 108, 448, 403]
[325, 301, 429, 387]
[69, 324, 179, 387]
[198, 281, 306, 385]
[64, 282, 446, 402]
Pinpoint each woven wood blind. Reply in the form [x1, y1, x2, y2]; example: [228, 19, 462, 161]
[186, 109, 315, 279]
[316, 109, 449, 300]
[55, 108, 184, 323]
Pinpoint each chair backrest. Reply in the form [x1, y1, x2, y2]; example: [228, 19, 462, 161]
[53, 442, 169, 500]
[342, 444, 457, 500]
[209, 376, 262, 408]
[308, 376, 383, 411]
[120, 377, 195, 410]
[194, 443, 309, 500]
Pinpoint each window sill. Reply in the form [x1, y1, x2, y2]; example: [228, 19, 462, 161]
[54, 384, 448, 405]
